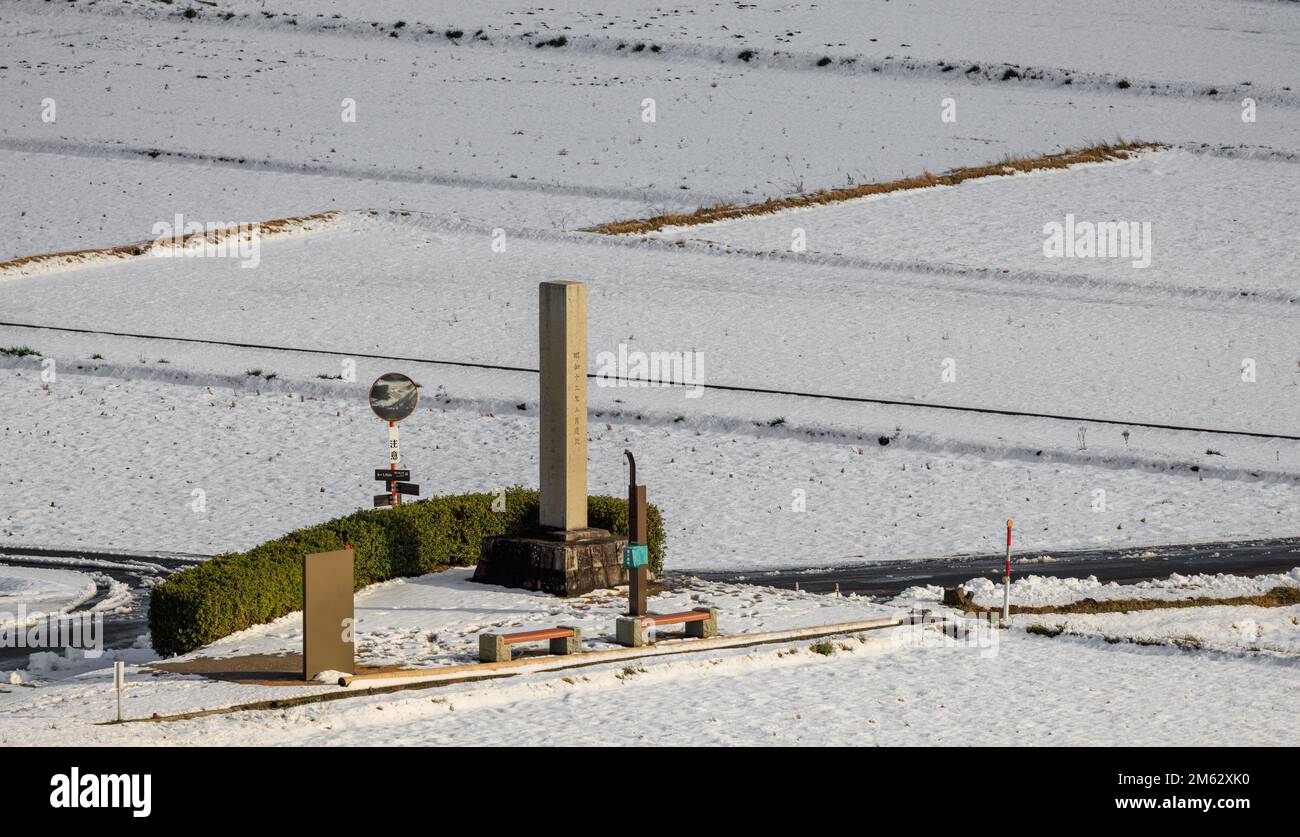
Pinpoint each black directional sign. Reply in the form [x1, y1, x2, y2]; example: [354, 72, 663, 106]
[375, 469, 410, 482]
[373, 494, 394, 508]
[395, 482, 420, 496]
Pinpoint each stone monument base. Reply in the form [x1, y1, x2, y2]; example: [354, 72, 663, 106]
[473, 528, 629, 596]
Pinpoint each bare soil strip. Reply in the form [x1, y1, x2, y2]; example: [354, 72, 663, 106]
[950, 585, 1300, 616]
[586, 142, 1163, 235]
[0, 211, 340, 277]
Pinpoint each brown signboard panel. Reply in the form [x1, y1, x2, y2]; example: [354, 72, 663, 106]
[303, 549, 355, 680]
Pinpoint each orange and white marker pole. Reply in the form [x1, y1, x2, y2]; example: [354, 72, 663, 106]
[1003, 519, 1013, 623]
[389, 420, 400, 508]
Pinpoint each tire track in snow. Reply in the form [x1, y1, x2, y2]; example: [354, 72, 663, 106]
[3, 350, 1295, 490]
[0, 137, 733, 208]
[377, 209, 1300, 310]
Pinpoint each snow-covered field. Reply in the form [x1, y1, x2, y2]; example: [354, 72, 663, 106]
[5, 0, 1300, 257]
[1, 207, 1295, 566]
[647, 149, 1300, 301]
[4, 346, 1298, 567]
[17, 628, 1300, 746]
[1, 0, 1298, 744]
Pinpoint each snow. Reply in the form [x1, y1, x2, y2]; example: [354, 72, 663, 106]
[0, 147, 655, 265]
[7, 211, 1297, 439]
[204, 567, 895, 666]
[257, 634, 1300, 746]
[30, 0, 1300, 93]
[2, 566, 1298, 746]
[5, 0, 1300, 262]
[1, 208, 1296, 568]
[645, 149, 1300, 301]
[1, 356, 1297, 569]
[2, 0, 1299, 745]
[1015, 605, 1300, 656]
[8, 639, 156, 684]
[0, 566, 97, 629]
[896, 568, 1300, 655]
[935, 567, 1300, 609]
[0, 568, 904, 735]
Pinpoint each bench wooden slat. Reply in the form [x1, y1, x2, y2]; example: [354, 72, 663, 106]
[501, 627, 574, 644]
[645, 611, 710, 626]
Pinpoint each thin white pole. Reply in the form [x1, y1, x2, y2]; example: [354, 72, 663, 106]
[115, 660, 124, 722]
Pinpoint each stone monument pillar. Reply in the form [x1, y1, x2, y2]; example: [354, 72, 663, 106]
[472, 280, 628, 595]
[538, 280, 588, 532]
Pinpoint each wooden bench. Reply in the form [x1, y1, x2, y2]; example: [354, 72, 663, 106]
[479, 626, 582, 663]
[616, 607, 718, 647]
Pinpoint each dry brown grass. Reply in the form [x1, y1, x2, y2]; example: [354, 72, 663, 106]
[959, 585, 1300, 617]
[0, 211, 340, 275]
[586, 141, 1163, 236]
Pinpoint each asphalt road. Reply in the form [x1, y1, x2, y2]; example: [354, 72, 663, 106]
[0, 546, 203, 670]
[685, 537, 1300, 596]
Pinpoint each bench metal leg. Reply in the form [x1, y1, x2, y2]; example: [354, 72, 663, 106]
[686, 607, 718, 639]
[479, 633, 509, 663]
[549, 626, 582, 655]
[615, 616, 646, 647]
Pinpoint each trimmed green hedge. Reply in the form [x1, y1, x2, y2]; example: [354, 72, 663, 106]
[149, 488, 664, 656]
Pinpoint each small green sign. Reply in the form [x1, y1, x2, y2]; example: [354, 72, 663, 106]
[622, 543, 648, 569]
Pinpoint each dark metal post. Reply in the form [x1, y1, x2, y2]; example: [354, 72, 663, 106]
[625, 450, 648, 616]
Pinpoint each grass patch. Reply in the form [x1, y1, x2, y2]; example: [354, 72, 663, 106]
[1033, 629, 1212, 652]
[0, 346, 40, 358]
[0, 211, 338, 276]
[1021, 586, 1300, 615]
[586, 141, 1162, 235]
[809, 640, 836, 656]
